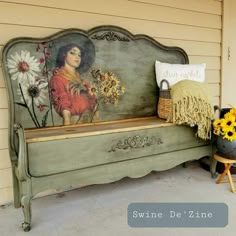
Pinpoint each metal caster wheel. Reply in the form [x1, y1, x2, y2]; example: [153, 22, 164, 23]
[22, 222, 31, 232]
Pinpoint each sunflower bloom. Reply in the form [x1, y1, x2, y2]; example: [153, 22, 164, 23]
[112, 91, 120, 106]
[90, 68, 125, 109]
[223, 127, 236, 141]
[213, 108, 236, 141]
[213, 127, 221, 136]
[213, 119, 224, 128]
[89, 84, 98, 96]
[101, 85, 112, 97]
[221, 115, 236, 129]
[229, 108, 236, 117]
[224, 112, 236, 122]
[110, 77, 120, 89]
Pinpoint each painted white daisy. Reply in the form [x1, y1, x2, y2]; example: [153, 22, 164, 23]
[18, 77, 48, 108]
[7, 50, 41, 83]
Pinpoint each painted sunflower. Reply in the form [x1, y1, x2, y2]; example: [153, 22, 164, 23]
[88, 84, 98, 96]
[101, 85, 112, 97]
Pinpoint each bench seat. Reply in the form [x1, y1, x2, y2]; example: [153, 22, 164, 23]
[25, 117, 209, 177]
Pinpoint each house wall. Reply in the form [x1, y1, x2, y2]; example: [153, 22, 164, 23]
[0, 0, 222, 205]
[221, 0, 236, 107]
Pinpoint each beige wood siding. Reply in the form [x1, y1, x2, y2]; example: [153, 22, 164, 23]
[0, 149, 11, 169]
[221, 0, 236, 107]
[0, 0, 222, 205]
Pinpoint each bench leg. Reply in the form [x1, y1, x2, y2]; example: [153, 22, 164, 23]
[182, 162, 187, 168]
[12, 165, 21, 208]
[21, 195, 32, 232]
[210, 156, 218, 178]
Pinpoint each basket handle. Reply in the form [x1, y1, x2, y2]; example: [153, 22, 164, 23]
[214, 105, 221, 113]
[160, 79, 170, 90]
[214, 105, 221, 118]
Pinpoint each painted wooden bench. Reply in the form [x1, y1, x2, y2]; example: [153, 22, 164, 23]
[1, 25, 213, 231]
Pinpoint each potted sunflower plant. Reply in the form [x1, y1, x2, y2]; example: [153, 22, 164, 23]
[213, 107, 236, 160]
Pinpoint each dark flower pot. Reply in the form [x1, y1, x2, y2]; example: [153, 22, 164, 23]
[216, 136, 236, 160]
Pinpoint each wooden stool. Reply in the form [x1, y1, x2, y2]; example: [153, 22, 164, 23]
[214, 153, 236, 193]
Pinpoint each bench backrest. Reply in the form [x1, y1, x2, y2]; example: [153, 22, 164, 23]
[2, 25, 188, 131]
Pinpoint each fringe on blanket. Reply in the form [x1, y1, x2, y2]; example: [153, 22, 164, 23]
[167, 80, 214, 140]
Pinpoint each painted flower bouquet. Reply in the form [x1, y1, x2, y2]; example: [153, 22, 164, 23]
[89, 69, 125, 113]
[7, 43, 51, 128]
[6, 41, 126, 126]
[213, 107, 236, 141]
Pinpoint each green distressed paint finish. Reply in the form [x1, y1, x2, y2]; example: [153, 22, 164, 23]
[27, 125, 208, 177]
[1, 25, 213, 232]
[31, 145, 212, 196]
[2, 26, 188, 131]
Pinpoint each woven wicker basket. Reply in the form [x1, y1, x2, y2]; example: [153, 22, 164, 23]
[157, 79, 172, 119]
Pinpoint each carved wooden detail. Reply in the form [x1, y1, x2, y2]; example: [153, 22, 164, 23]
[91, 31, 130, 41]
[109, 135, 163, 152]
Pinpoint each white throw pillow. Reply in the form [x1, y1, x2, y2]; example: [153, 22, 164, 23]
[155, 61, 206, 88]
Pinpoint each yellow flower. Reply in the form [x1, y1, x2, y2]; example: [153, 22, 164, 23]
[110, 77, 120, 89]
[224, 112, 236, 121]
[213, 108, 236, 142]
[213, 127, 221, 136]
[112, 91, 120, 106]
[89, 84, 98, 96]
[229, 108, 236, 117]
[90, 69, 125, 108]
[223, 127, 236, 141]
[101, 85, 112, 97]
[221, 115, 236, 129]
[213, 119, 224, 129]
[104, 72, 111, 81]
[121, 85, 126, 93]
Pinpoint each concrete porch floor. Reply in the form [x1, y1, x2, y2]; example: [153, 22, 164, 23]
[0, 161, 235, 236]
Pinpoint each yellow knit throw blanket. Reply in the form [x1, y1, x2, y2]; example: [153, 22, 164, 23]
[167, 80, 214, 140]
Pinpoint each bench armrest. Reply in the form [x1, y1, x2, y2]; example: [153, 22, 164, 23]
[14, 123, 30, 181]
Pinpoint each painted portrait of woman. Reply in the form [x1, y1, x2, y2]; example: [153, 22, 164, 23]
[50, 42, 97, 125]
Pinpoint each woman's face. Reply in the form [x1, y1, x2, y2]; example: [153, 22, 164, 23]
[65, 47, 81, 68]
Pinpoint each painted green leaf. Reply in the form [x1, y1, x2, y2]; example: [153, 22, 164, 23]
[15, 102, 27, 108]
